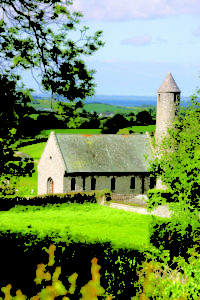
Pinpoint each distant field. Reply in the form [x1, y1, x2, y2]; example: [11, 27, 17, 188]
[40, 128, 102, 137]
[30, 99, 155, 115]
[83, 103, 152, 114]
[118, 125, 156, 134]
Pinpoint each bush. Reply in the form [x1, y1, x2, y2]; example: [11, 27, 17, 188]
[147, 188, 173, 211]
[149, 216, 200, 261]
[133, 246, 200, 299]
[0, 192, 98, 211]
[0, 244, 114, 300]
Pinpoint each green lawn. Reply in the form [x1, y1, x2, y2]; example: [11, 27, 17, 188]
[18, 142, 46, 161]
[16, 143, 46, 196]
[0, 202, 168, 250]
[118, 125, 155, 134]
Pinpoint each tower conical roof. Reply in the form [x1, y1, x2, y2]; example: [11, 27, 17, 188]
[158, 72, 181, 93]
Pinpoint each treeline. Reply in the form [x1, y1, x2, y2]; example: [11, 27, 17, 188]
[21, 106, 156, 138]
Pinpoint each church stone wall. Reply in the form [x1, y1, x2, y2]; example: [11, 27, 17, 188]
[37, 132, 66, 195]
[63, 174, 152, 195]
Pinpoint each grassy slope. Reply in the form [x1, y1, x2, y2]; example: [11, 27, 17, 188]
[16, 143, 46, 196]
[30, 99, 154, 114]
[83, 103, 150, 114]
[0, 202, 168, 250]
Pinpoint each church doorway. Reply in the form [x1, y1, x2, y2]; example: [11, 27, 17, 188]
[47, 177, 54, 194]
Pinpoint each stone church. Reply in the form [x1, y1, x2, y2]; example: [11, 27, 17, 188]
[37, 72, 181, 196]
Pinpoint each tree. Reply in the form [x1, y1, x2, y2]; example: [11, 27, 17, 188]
[0, 74, 34, 195]
[0, 0, 104, 192]
[101, 114, 128, 133]
[136, 111, 153, 125]
[147, 93, 200, 249]
[0, 0, 104, 122]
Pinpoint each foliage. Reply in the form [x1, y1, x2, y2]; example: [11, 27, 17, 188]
[0, 244, 113, 300]
[0, 0, 104, 101]
[147, 94, 200, 235]
[0, 0, 104, 189]
[2, 244, 200, 299]
[133, 246, 200, 299]
[0, 73, 34, 195]
[101, 113, 128, 133]
[136, 111, 153, 126]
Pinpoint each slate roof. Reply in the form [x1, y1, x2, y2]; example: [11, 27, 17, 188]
[54, 133, 153, 173]
[158, 72, 181, 93]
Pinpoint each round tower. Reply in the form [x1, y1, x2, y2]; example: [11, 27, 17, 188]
[155, 72, 181, 189]
[155, 72, 181, 145]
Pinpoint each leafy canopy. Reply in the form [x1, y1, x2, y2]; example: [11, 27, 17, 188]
[0, 0, 104, 194]
[148, 93, 200, 233]
[0, 0, 104, 100]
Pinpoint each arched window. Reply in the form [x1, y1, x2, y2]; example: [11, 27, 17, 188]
[91, 178, 96, 191]
[47, 177, 54, 194]
[111, 177, 115, 191]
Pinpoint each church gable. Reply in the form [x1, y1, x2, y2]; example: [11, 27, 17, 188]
[37, 131, 66, 195]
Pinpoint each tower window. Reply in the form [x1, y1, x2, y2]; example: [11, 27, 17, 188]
[111, 177, 115, 191]
[130, 177, 135, 189]
[91, 178, 96, 190]
[71, 178, 76, 191]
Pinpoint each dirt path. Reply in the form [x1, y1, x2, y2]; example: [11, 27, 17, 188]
[107, 202, 171, 218]
[99, 195, 171, 218]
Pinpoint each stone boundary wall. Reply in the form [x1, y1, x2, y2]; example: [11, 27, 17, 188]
[111, 194, 135, 202]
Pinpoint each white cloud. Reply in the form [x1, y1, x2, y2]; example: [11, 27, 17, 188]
[121, 34, 152, 46]
[71, 0, 200, 21]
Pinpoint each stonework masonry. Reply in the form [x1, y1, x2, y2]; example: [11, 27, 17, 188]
[37, 132, 66, 195]
[63, 174, 151, 195]
[155, 72, 181, 189]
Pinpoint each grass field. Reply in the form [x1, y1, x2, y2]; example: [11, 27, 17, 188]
[0, 202, 168, 250]
[40, 128, 102, 137]
[16, 143, 46, 196]
[118, 125, 155, 134]
[83, 103, 152, 114]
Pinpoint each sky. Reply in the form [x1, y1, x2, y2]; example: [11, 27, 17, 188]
[22, 0, 200, 97]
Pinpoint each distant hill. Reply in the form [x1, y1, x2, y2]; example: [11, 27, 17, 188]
[31, 93, 188, 107]
[32, 93, 157, 107]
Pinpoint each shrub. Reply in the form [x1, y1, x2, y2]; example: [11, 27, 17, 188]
[147, 188, 173, 211]
[133, 246, 200, 299]
[0, 192, 98, 211]
[0, 244, 114, 300]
